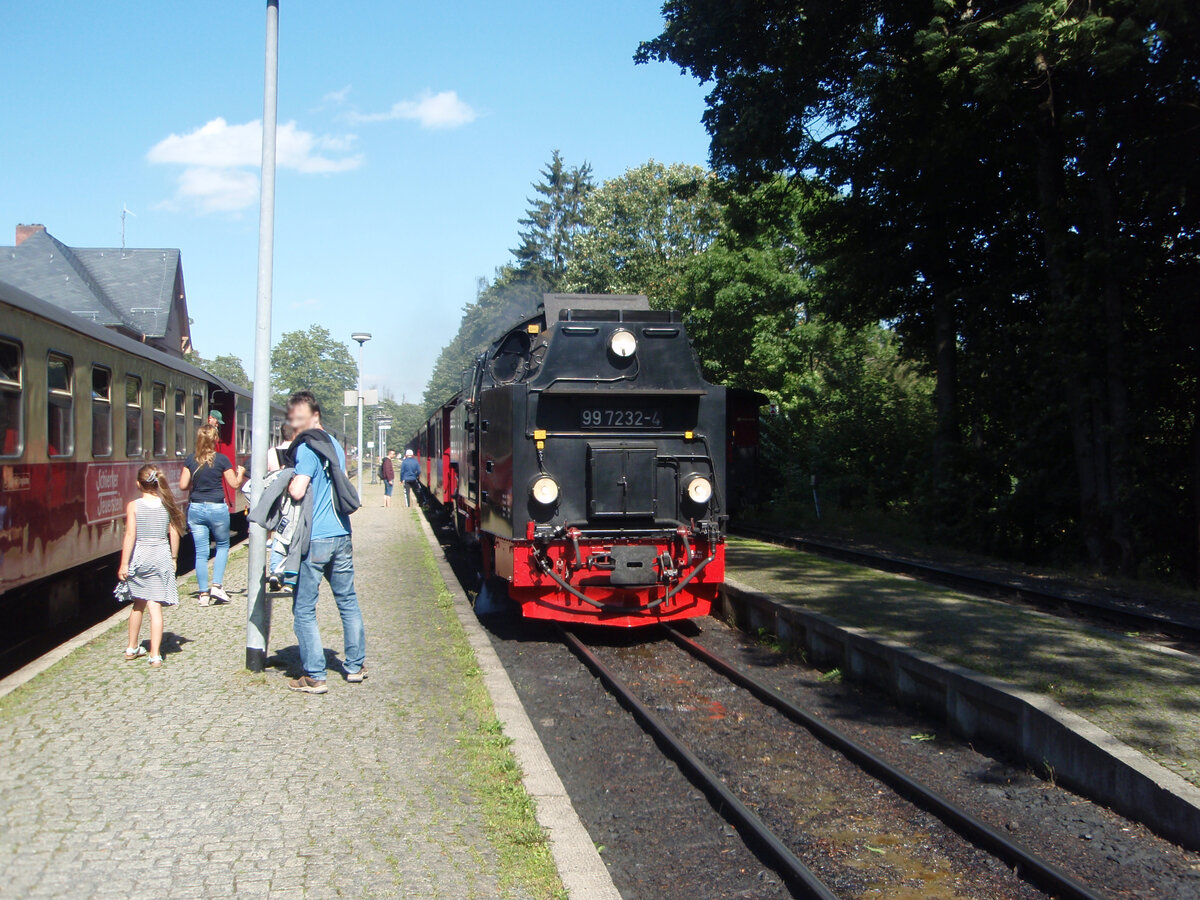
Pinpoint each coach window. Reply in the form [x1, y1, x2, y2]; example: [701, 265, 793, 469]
[0, 339, 22, 457]
[193, 391, 204, 431]
[152, 382, 166, 456]
[47, 353, 74, 457]
[237, 409, 250, 454]
[91, 366, 113, 457]
[174, 389, 188, 456]
[126, 376, 143, 456]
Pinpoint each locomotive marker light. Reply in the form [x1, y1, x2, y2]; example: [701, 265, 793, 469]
[531, 475, 560, 505]
[684, 473, 713, 506]
[608, 328, 637, 358]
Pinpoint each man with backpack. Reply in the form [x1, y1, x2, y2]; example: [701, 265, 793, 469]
[283, 390, 365, 694]
[380, 449, 396, 508]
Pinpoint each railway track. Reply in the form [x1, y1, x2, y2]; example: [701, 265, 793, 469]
[731, 524, 1200, 649]
[562, 623, 1108, 900]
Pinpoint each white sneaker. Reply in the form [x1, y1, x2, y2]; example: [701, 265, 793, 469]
[198, 593, 211, 607]
[209, 584, 230, 603]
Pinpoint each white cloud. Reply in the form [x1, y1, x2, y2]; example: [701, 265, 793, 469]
[148, 117, 361, 213]
[320, 85, 351, 106]
[177, 167, 260, 213]
[347, 90, 477, 129]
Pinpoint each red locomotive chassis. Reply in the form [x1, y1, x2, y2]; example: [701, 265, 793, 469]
[487, 531, 723, 627]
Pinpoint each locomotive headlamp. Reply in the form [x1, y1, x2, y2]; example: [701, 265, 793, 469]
[684, 474, 713, 505]
[609, 328, 637, 358]
[531, 475, 560, 505]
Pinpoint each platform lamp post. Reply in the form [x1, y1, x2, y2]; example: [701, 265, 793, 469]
[245, 0, 280, 672]
[351, 332, 371, 493]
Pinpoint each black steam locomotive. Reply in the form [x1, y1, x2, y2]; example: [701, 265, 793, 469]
[413, 293, 761, 627]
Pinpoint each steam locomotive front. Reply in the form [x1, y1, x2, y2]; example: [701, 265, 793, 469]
[473, 294, 726, 626]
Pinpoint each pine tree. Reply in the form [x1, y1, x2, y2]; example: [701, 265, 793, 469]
[512, 150, 594, 290]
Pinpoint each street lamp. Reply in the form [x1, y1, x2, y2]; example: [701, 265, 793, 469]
[351, 332, 371, 493]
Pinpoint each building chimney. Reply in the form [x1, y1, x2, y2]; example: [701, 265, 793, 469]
[15, 224, 45, 245]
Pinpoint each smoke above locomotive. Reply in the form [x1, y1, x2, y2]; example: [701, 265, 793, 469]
[413, 293, 761, 627]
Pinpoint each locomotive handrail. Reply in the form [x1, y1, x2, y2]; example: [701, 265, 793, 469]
[533, 541, 718, 614]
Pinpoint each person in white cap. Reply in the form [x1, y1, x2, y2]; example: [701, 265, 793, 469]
[399, 449, 420, 507]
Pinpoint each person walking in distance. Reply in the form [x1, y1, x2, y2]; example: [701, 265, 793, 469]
[179, 424, 245, 606]
[285, 391, 365, 694]
[380, 449, 396, 508]
[118, 465, 185, 667]
[399, 448, 420, 508]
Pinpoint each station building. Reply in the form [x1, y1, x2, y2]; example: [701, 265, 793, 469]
[0, 224, 193, 359]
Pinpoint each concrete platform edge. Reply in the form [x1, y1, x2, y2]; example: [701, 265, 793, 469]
[416, 512, 622, 900]
[719, 577, 1200, 852]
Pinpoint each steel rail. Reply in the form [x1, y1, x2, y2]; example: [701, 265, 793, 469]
[665, 626, 1110, 900]
[559, 628, 839, 900]
[731, 524, 1200, 647]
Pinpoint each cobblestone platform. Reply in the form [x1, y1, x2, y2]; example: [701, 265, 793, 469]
[0, 486, 559, 899]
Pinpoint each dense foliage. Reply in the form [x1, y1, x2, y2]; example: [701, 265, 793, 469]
[186, 352, 251, 390]
[270, 325, 359, 435]
[423, 1, 1199, 583]
[638, 0, 1200, 580]
[425, 158, 935, 564]
[372, 396, 427, 455]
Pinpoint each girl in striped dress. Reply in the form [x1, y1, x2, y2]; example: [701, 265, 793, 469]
[118, 464, 185, 667]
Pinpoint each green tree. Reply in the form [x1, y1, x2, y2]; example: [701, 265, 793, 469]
[512, 150, 594, 290]
[270, 325, 358, 435]
[640, 0, 1200, 579]
[372, 397, 427, 451]
[423, 268, 544, 412]
[186, 351, 251, 390]
[564, 161, 722, 307]
[676, 179, 935, 519]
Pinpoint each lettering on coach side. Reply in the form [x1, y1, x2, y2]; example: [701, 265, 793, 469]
[86, 463, 133, 524]
[85, 461, 186, 524]
[2, 465, 31, 492]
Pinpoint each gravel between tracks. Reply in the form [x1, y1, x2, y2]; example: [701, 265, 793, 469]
[588, 631, 1046, 899]
[678, 620, 1200, 899]
[429, 511, 1200, 899]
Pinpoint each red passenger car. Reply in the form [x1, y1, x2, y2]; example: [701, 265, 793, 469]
[0, 281, 283, 654]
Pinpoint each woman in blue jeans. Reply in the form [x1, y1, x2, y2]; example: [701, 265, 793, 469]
[179, 424, 245, 606]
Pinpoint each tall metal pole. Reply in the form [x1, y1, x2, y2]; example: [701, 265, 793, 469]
[246, 0, 279, 672]
[357, 342, 364, 493]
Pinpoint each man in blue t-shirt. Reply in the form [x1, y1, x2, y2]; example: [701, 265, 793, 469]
[284, 390, 365, 694]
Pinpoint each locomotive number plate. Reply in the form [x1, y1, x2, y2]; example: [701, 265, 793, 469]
[580, 407, 663, 429]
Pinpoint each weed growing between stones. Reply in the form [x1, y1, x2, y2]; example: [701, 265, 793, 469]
[419, 546, 567, 900]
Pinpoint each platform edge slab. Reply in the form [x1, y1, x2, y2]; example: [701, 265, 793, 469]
[417, 511, 623, 899]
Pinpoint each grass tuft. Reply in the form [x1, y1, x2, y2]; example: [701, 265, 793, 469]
[419, 544, 567, 900]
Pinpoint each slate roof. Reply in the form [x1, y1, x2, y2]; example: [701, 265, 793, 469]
[0, 228, 183, 340]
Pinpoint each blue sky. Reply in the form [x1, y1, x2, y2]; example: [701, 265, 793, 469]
[0, 1, 711, 404]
